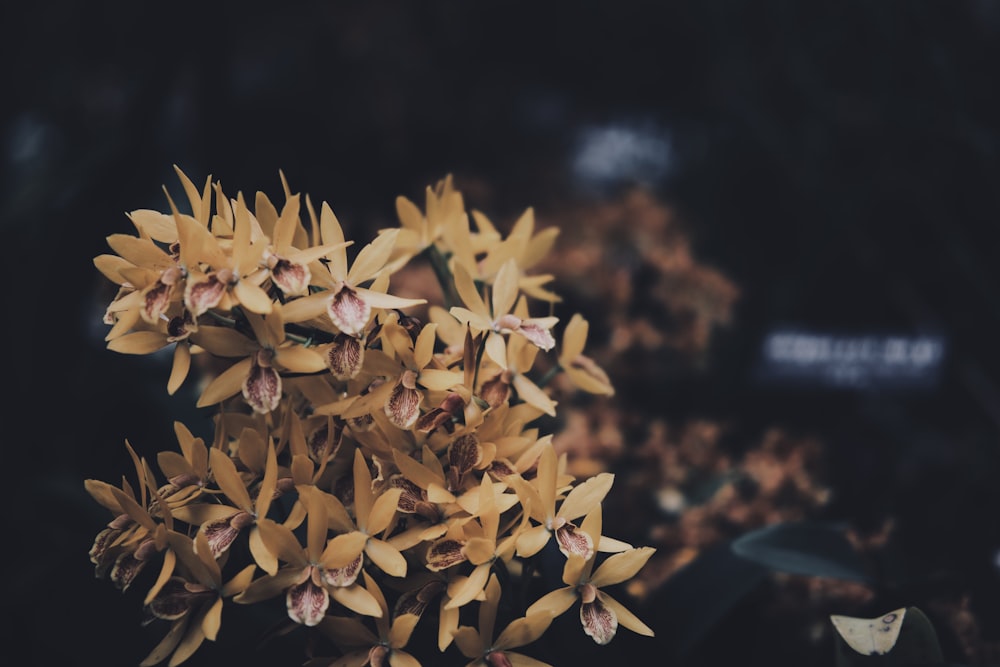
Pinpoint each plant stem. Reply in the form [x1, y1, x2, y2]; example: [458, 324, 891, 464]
[534, 363, 563, 389]
[425, 244, 460, 310]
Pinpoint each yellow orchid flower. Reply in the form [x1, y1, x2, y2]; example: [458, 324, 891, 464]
[452, 573, 555, 667]
[449, 258, 558, 370]
[234, 484, 382, 625]
[141, 531, 256, 667]
[525, 509, 655, 645]
[310, 570, 423, 667]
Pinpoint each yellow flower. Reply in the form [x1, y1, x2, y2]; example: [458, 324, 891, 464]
[450, 258, 558, 370]
[193, 306, 326, 413]
[511, 443, 620, 561]
[234, 485, 381, 625]
[335, 317, 463, 429]
[385, 173, 467, 270]
[425, 474, 524, 611]
[171, 189, 274, 317]
[85, 441, 179, 604]
[141, 531, 256, 667]
[310, 570, 423, 667]
[450, 206, 560, 303]
[452, 573, 554, 667]
[253, 184, 351, 298]
[525, 508, 655, 645]
[281, 203, 426, 336]
[170, 435, 279, 574]
[296, 448, 408, 578]
[558, 314, 615, 396]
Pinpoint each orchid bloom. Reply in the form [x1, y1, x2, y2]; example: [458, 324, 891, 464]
[234, 485, 382, 625]
[452, 573, 555, 667]
[281, 202, 426, 337]
[450, 258, 557, 370]
[310, 570, 422, 667]
[192, 306, 327, 413]
[526, 509, 655, 645]
[142, 531, 256, 667]
[169, 434, 279, 574]
[511, 443, 625, 561]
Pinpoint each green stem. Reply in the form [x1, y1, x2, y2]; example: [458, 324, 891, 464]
[424, 244, 460, 310]
[205, 310, 237, 327]
[534, 363, 563, 389]
[285, 332, 314, 346]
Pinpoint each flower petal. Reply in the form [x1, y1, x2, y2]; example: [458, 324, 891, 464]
[322, 555, 363, 587]
[364, 538, 407, 578]
[326, 333, 365, 380]
[590, 547, 657, 588]
[580, 598, 618, 645]
[328, 284, 371, 336]
[515, 320, 557, 351]
[270, 258, 311, 296]
[287, 579, 329, 626]
[426, 538, 467, 571]
[385, 383, 421, 429]
[242, 361, 282, 414]
[184, 274, 227, 317]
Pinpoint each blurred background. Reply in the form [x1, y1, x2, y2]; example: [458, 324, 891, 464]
[5, 1, 1000, 665]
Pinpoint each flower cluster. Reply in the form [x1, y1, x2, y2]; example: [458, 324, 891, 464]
[86, 168, 655, 666]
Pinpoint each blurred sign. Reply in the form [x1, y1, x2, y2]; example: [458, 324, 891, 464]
[756, 329, 946, 390]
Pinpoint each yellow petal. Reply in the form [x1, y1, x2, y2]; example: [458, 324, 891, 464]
[557, 473, 614, 522]
[417, 369, 463, 392]
[275, 345, 327, 373]
[94, 253, 137, 284]
[330, 584, 383, 618]
[451, 626, 484, 659]
[525, 586, 577, 619]
[590, 547, 657, 588]
[347, 228, 400, 284]
[107, 331, 169, 355]
[511, 374, 555, 417]
[452, 262, 489, 317]
[143, 548, 177, 606]
[126, 209, 179, 244]
[515, 525, 551, 559]
[366, 488, 403, 536]
[395, 195, 424, 231]
[209, 448, 253, 510]
[494, 612, 556, 652]
[105, 233, 175, 270]
[600, 592, 655, 637]
[281, 291, 331, 323]
[485, 332, 508, 370]
[232, 280, 273, 314]
[196, 358, 252, 408]
[463, 537, 495, 566]
[255, 518, 308, 566]
[314, 203, 346, 275]
[249, 526, 278, 576]
[200, 597, 223, 641]
[167, 344, 191, 395]
[140, 618, 188, 667]
[364, 537, 407, 577]
[354, 286, 427, 312]
[444, 563, 490, 609]
[560, 314, 588, 363]
[491, 258, 520, 318]
[190, 326, 259, 357]
[320, 531, 368, 569]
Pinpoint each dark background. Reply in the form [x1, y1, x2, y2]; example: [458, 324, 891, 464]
[4, 1, 1000, 665]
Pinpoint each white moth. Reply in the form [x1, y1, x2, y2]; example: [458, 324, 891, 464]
[829, 607, 907, 655]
